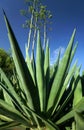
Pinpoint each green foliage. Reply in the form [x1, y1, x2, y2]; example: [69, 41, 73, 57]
[0, 48, 14, 75]
[0, 10, 84, 130]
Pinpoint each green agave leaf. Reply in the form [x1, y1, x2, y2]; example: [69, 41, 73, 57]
[70, 41, 78, 61]
[67, 42, 78, 72]
[0, 115, 12, 122]
[53, 78, 74, 122]
[54, 71, 80, 122]
[54, 60, 77, 111]
[72, 122, 76, 130]
[3, 90, 14, 107]
[57, 98, 84, 128]
[0, 68, 23, 110]
[0, 68, 40, 127]
[0, 68, 29, 116]
[81, 71, 84, 96]
[3, 11, 41, 127]
[0, 99, 35, 128]
[73, 67, 82, 107]
[65, 127, 71, 130]
[46, 51, 60, 117]
[74, 97, 84, 112]
[0, 83, 41, 129]
[47, 29, 76, 112]
[3, 10, 37, 110]
[46, 120, 60, 130]
[0, 121, 21, 130]
[56, 109, 74, 125]
[75, 112, 84, 130]
[44, 40, 50, 86]
[44, 40, 50, 110]
[49, 50, 60, 88]
[36, 30, 45, 111]
[25, 45, 35, 85]
[31, 51, 36, 83]
[52, 62, 77, 121]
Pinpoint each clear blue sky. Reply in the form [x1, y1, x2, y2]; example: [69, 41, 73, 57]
[0, 0, 84, 71]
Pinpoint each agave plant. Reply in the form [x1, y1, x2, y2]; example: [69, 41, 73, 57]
[0, 11, 84, 130]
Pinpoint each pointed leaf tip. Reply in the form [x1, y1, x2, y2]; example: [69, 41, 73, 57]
[2, 9, 7, 19]
[3, 10, 9, 30]
[73, 28, 76, 34]
[2, 9, 5, 15]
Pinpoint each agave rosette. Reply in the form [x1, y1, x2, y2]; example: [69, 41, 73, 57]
[0, 11, 84, 130]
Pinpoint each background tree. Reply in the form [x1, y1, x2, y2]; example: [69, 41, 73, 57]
[0, 48, 14, 76]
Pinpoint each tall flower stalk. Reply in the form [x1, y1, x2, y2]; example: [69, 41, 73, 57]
[20, 0, 52, 59]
